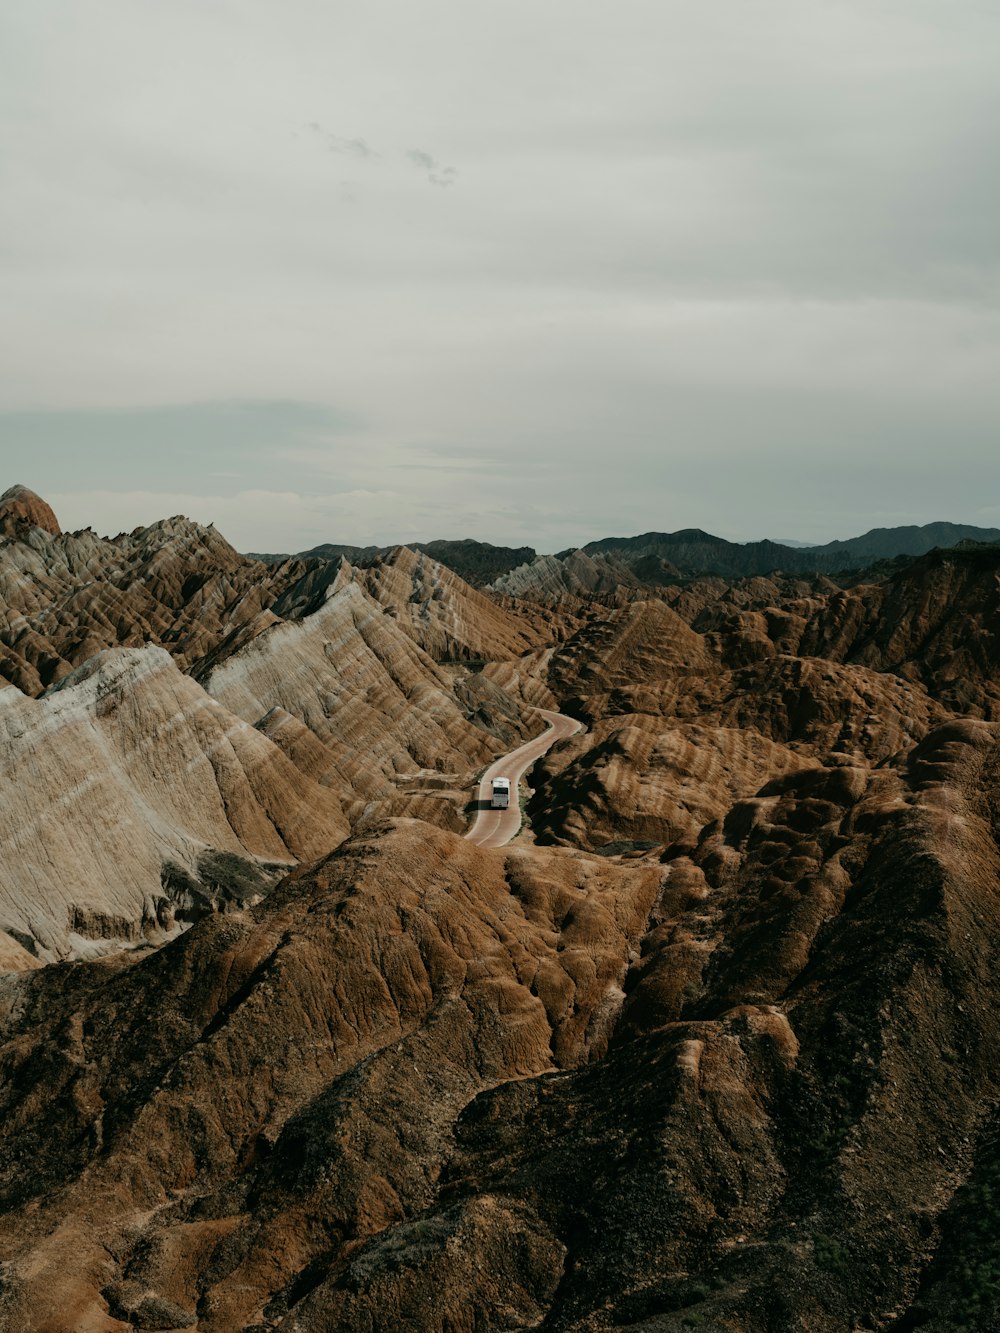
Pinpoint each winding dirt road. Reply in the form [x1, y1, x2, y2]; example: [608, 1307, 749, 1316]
[465, 707, 583, 849]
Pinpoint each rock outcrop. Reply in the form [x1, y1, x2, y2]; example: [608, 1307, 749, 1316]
[0, 646, 349, 959]
[491, 548, 659, 600]
[352, 544, 540, 662]
[0, 483, 61, 537]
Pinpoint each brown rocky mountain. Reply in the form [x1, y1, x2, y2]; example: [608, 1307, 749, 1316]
[0, 483, 62, 537]
[0, 493, 543, 959]
[202, 579, 518, 812]
[491, 548, 669, 601]
[352, 544, 539, 662]
[1, 488, 1000, 1331]
[0, 509, 302, 695]
[0, 646, 350, 961]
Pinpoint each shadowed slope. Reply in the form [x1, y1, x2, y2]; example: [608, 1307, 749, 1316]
[0, 823, 662, 1330]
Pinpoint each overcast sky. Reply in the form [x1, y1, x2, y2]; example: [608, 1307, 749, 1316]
[2, 1, 999, 552]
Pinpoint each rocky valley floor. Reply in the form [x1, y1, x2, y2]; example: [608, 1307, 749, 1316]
[1, 485, 1000, 1331]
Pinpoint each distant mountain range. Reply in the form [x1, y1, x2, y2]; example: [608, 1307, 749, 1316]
[251, 522, 1000, 589]
[577, 522, 1000, 580]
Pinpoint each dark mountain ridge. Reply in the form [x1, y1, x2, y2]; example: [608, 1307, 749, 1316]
[249, 521, 1000, 593]
[250, 537, 537, 587]
[583, 520, 1000, 578]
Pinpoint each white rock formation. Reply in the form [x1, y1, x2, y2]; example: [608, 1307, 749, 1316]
[0, 646, 349, 961]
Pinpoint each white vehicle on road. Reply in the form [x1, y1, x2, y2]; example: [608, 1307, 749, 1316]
[466, 709, 583, 849]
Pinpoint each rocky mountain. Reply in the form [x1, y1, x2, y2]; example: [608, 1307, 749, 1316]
[203, 579, 507, 803]
[2, 721, 1000, 1331]
[2, 486, 1000, 1330]
[0, 483, 61, 537]
[811, 519, 1000, 564]
[412, 538, 537, 587]
[491, 548, 677, 601]
[351, 544, 538, 662]
[252, 538, 536, 588]
[0, 501, 307, 695]
[248, 541, 382, 567]
[250, 521, 1000, 598]
[0, 647, 350, 961]
[0, 489, 541, 960]
[486, 522, 1000, 602]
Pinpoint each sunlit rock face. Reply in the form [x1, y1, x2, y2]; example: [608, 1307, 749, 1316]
[0, 645, 351, 960]
[352, 543, 539, 662]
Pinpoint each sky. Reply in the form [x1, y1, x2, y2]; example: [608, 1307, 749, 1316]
[2, 0, 999, 553]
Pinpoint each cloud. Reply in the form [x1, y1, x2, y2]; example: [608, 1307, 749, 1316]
[302, 129, 458, 186]
[308, 122, 377, 159]
[406, 148, 457, 186]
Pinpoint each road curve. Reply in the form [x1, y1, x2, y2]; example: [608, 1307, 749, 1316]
[465, 707, 583, 849]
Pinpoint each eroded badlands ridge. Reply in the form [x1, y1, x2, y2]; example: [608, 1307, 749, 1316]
[0, 495, 544, 957]
[1, 489, 1000, 1331]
